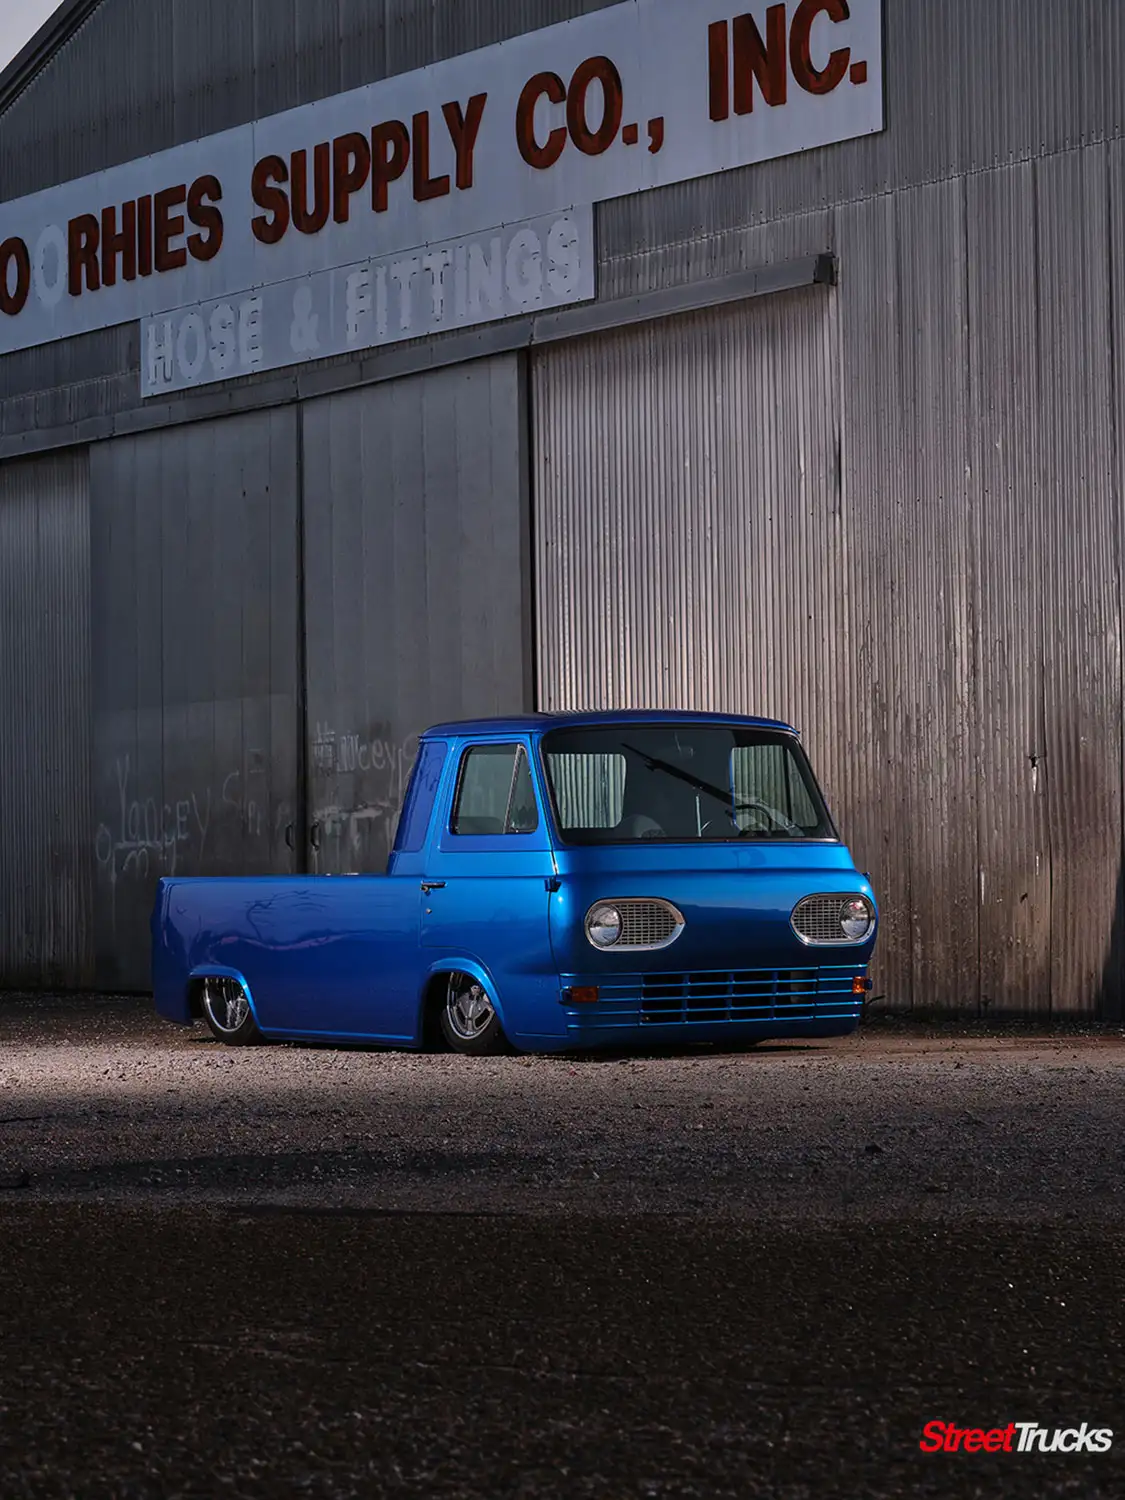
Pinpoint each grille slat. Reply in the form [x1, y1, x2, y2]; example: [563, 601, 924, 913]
[562, 966, 864, 1029]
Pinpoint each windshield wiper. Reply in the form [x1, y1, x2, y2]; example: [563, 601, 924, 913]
[620, 742, 799, 833]
[620, 741, 756, 824]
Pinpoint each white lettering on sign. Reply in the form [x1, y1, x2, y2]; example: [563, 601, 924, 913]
[0, 0, 883, 386]
[142, 209, 594, 395]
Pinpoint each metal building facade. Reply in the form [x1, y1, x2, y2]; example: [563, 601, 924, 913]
[0, 0, 1122, 1015]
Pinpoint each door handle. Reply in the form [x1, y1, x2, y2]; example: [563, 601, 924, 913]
[284, 823, 295, 850]
[421, 881, 446, 894]
[310, 822, 321, 851]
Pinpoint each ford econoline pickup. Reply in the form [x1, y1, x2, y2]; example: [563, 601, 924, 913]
[152, 711, 878, 1054]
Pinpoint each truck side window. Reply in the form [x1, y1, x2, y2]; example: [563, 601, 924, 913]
[452, 745, 539, 836]
[393, 740, 447, 853]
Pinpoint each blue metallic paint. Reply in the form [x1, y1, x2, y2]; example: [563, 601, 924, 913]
[151, 713, 878, 1053]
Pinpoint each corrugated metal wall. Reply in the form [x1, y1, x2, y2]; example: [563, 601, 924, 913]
[0, 451, 94, 987]
[531, 200, 1125, 1018]
[89, 409, 300, 989]
[2, 0, 1125, 1012]
[302, 354, 531, 875]
[533, 289, 842, 718]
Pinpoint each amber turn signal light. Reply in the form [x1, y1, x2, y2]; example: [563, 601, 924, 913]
[852, 976, 873, 995]
[567, 986, 600, 1004]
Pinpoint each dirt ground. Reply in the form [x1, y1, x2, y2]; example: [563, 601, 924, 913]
[1, 995, 1123, 1218]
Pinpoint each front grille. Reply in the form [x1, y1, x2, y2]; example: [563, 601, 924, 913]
[562, 966, 864, 1029]
[640, 968, 821, 1021]
[593, 898, 684, 950]
[791, 893, 867, 945]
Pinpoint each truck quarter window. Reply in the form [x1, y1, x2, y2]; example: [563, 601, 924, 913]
[451, 745, 540, 836]
[392, 740, 448, 853]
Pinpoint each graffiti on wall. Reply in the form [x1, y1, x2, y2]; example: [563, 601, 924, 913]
[95, 753, 291, 888]
[311, 721, 420, 863]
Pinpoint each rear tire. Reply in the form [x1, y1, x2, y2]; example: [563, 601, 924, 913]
[439, 972, 509, 1056]
[200, 976, 262, 1046]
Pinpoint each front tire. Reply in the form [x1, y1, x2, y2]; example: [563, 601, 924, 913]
[200, 976, 262, 1046]
[439, 972, 509, 1056]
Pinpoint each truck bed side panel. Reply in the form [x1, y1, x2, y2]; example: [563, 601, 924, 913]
[152, 876, 424, 1043]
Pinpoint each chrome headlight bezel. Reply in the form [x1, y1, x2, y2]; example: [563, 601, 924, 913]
[583, 898, 686, 951]
[585, 902, 623, 949]
[840, 897, 875, 942]
[791, 893, 876, 946]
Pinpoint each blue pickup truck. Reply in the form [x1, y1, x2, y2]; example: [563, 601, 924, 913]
[152, 711, 878, 1055]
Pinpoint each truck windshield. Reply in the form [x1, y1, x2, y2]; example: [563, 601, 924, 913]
[541, 725, 835, 844]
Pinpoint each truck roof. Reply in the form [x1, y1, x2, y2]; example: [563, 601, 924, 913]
[421, 710, 799, 738]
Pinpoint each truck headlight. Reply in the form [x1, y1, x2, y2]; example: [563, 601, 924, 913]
[586, 903, 623, 948]
[840, 897, 875, 941]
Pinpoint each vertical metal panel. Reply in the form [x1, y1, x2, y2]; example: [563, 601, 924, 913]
[1108, 136, 1125, 1023]
[1037, 144, 1121, 1019]
[0, 450, 94, 988]
[833, 181, 979, 1014]
[828, 193, 911, 1010]
[1044, 141, 1122, 1020]
[531, 286, 848, 794]
[302, 353, 529, 874]
[89, 409, 300, 989]
[964, 162, 1053, 1015]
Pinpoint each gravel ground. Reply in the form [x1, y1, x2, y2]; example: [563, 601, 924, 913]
[1, 995, 1124, 1218]
[2, 996, 1125, 1498]
[3, 1207, 1124, 1499]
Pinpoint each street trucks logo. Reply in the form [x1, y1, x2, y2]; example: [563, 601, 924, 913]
[920, 1422, 1114, 1455]
[0, 0, 884, 390]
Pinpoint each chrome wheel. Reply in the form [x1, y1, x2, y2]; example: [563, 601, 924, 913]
[444, 974, 496, 1042]
[202, 977, 251, 1035]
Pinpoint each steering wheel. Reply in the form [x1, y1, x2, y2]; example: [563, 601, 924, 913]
[736, 798, 799, 835]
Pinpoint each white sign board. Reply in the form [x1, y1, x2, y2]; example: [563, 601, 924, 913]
[0, 0, 884, 393]
[142, 209, 594, 394]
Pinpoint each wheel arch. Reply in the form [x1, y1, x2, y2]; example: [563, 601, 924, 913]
[417, 958, 508, 1045]
[187, 966, 260, 1026]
